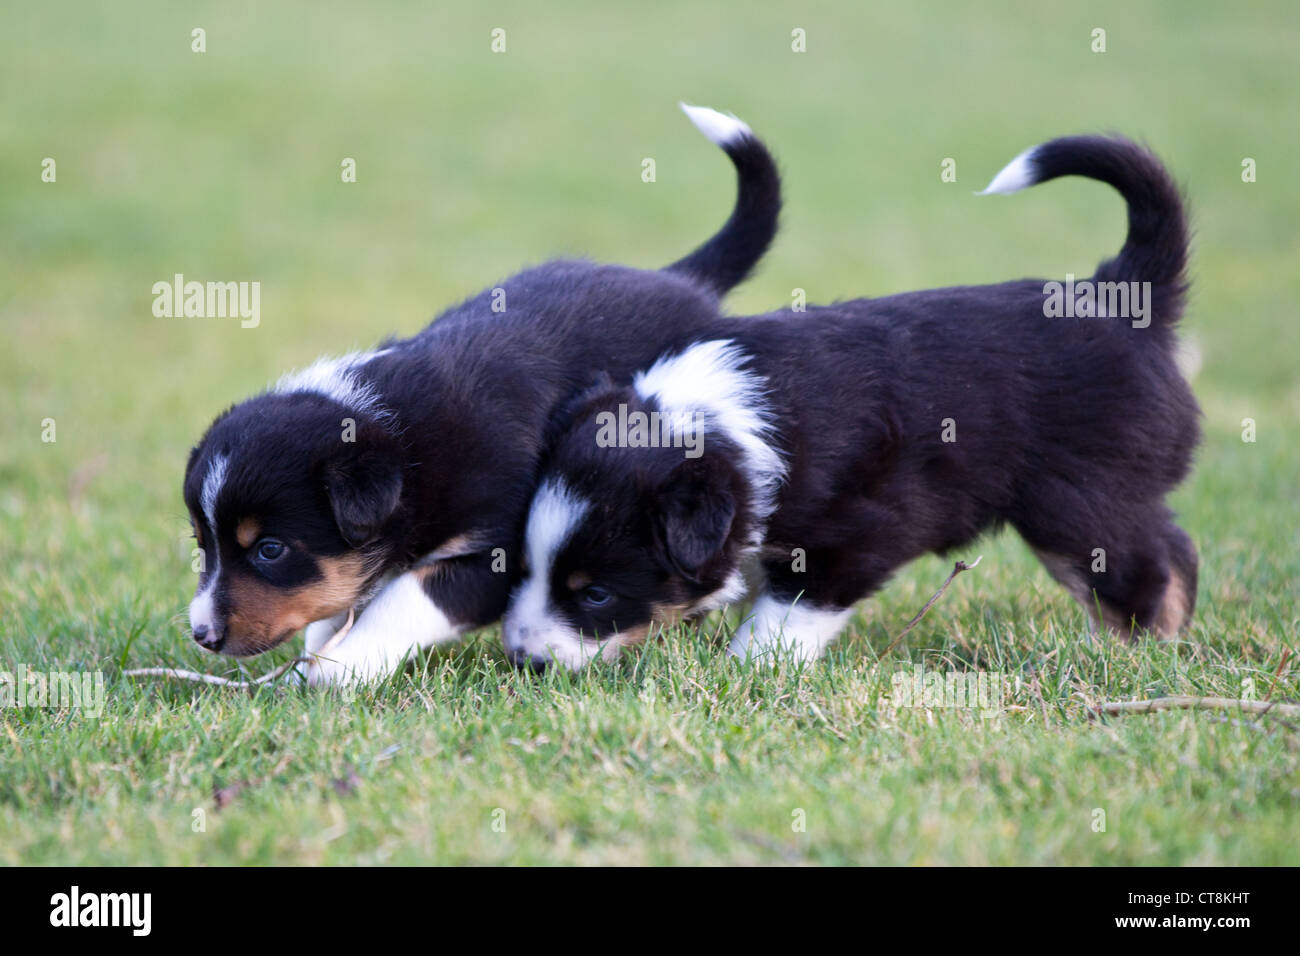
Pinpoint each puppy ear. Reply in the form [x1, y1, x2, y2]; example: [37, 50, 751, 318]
[322, 439, 404, 549]
[652, 457, 736, 583]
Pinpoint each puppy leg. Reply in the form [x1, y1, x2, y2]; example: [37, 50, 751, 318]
[729, 536, 907, 662]
[729, 592, 854, 663]
[1026, 512, 1196, 639]
[308, 553, 511, 685]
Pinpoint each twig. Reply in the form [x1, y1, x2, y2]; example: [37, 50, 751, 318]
[123, 656, 307, 688]
[123, 608, 356, 688]
[306, 607, 356, 667]
[1093, 696, 1300, 719]
[879, 556, 983, 657]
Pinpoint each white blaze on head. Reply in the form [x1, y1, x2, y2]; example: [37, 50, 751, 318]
[189, 451, 230, 635]
[504, 479, 595, 669]
[188, 583, 216, 634]
[200, 452, 228, 533]
[679, 103, 752, 148]
[190, 451, 231, 635]
[978, 146, 1040, 195]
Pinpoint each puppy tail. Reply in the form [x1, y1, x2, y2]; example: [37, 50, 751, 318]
[664, 104, 782, 297]
[981, 135, 1189, 327]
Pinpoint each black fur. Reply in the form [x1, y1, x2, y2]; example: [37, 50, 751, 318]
[182, 116, 782, 656]
[518, 135, 1203, 659]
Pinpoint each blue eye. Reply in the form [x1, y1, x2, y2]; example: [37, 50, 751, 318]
[580, 585, 613, 608]
[255, 538, 287, 562]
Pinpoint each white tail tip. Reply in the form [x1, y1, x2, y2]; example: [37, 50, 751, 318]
[978, 146, 1039, 195]
[679, 102, 752, 147]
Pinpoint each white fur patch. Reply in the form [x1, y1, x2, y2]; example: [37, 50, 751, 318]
[191, 454, 226, 637]
[978, 146, 1040, 195]
[200, 452, 228, 531]
[274, 349, 391, 418]
[503, 613, 597, 671]
[729, 594, 853, 663]
[634, 339, 785, 532]
[188, 579, 217, 634]
[680, 103, 752, 148]
[504, 479, 595, 669]
[306, 570, 461, 685]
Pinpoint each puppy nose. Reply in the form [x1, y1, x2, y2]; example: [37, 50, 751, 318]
[506, 647, 548, 674]
[192, 624, 224, 651]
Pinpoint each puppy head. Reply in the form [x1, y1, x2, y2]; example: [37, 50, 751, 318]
[183, 392, 405, 657]
[504, 386, 748, 671]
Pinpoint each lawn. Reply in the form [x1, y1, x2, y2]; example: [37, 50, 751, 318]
[0, 0, 1296, 864]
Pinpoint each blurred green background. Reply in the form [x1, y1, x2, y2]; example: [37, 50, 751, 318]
[0, 1, 1296, 864]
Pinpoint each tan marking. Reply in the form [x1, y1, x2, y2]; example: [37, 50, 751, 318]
[235, 518, 261, 550]
[1153, 567, 1192, 638]
[650, 602, 691, 629]
[223, 554, 367, 656]
[422, 532, 487, 562]
[596, 603, 694, 659]
[581, 604, 691, 663]
[565, 571, 592, 592]
[600, 624, 651, 661]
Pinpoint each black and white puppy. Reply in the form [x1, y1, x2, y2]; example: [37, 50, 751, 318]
[503, 135, 1201, 670]
[182, 105, 781, 684]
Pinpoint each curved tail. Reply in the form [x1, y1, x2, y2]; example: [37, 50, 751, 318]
[981, 135, 1189, 327]
[664, 104, 782, 297]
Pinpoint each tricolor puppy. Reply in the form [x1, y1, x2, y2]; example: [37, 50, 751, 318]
[504, 135, 1201, 670]
[183, 104, 782, 684]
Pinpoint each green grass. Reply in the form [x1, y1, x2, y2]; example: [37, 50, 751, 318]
[1, 0, 1297, 864]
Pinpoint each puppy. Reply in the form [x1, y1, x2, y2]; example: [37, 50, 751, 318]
[503, 135, 1201, 670]
[182, 105, 782, 684]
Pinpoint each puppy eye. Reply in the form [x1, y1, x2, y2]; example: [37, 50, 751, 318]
[580, 585, 613, 609]
[254, 538, 287, 562]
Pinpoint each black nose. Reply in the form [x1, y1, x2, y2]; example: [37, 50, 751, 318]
[192, 624, 224, 651]
[506, 648, 548, 673]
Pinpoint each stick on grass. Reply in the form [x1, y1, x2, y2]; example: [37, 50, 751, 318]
[1093, 696, 1300, 718]
[123, 608, 356, 688]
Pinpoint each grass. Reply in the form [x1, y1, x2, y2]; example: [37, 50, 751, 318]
[1, 0, 1297, 865]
